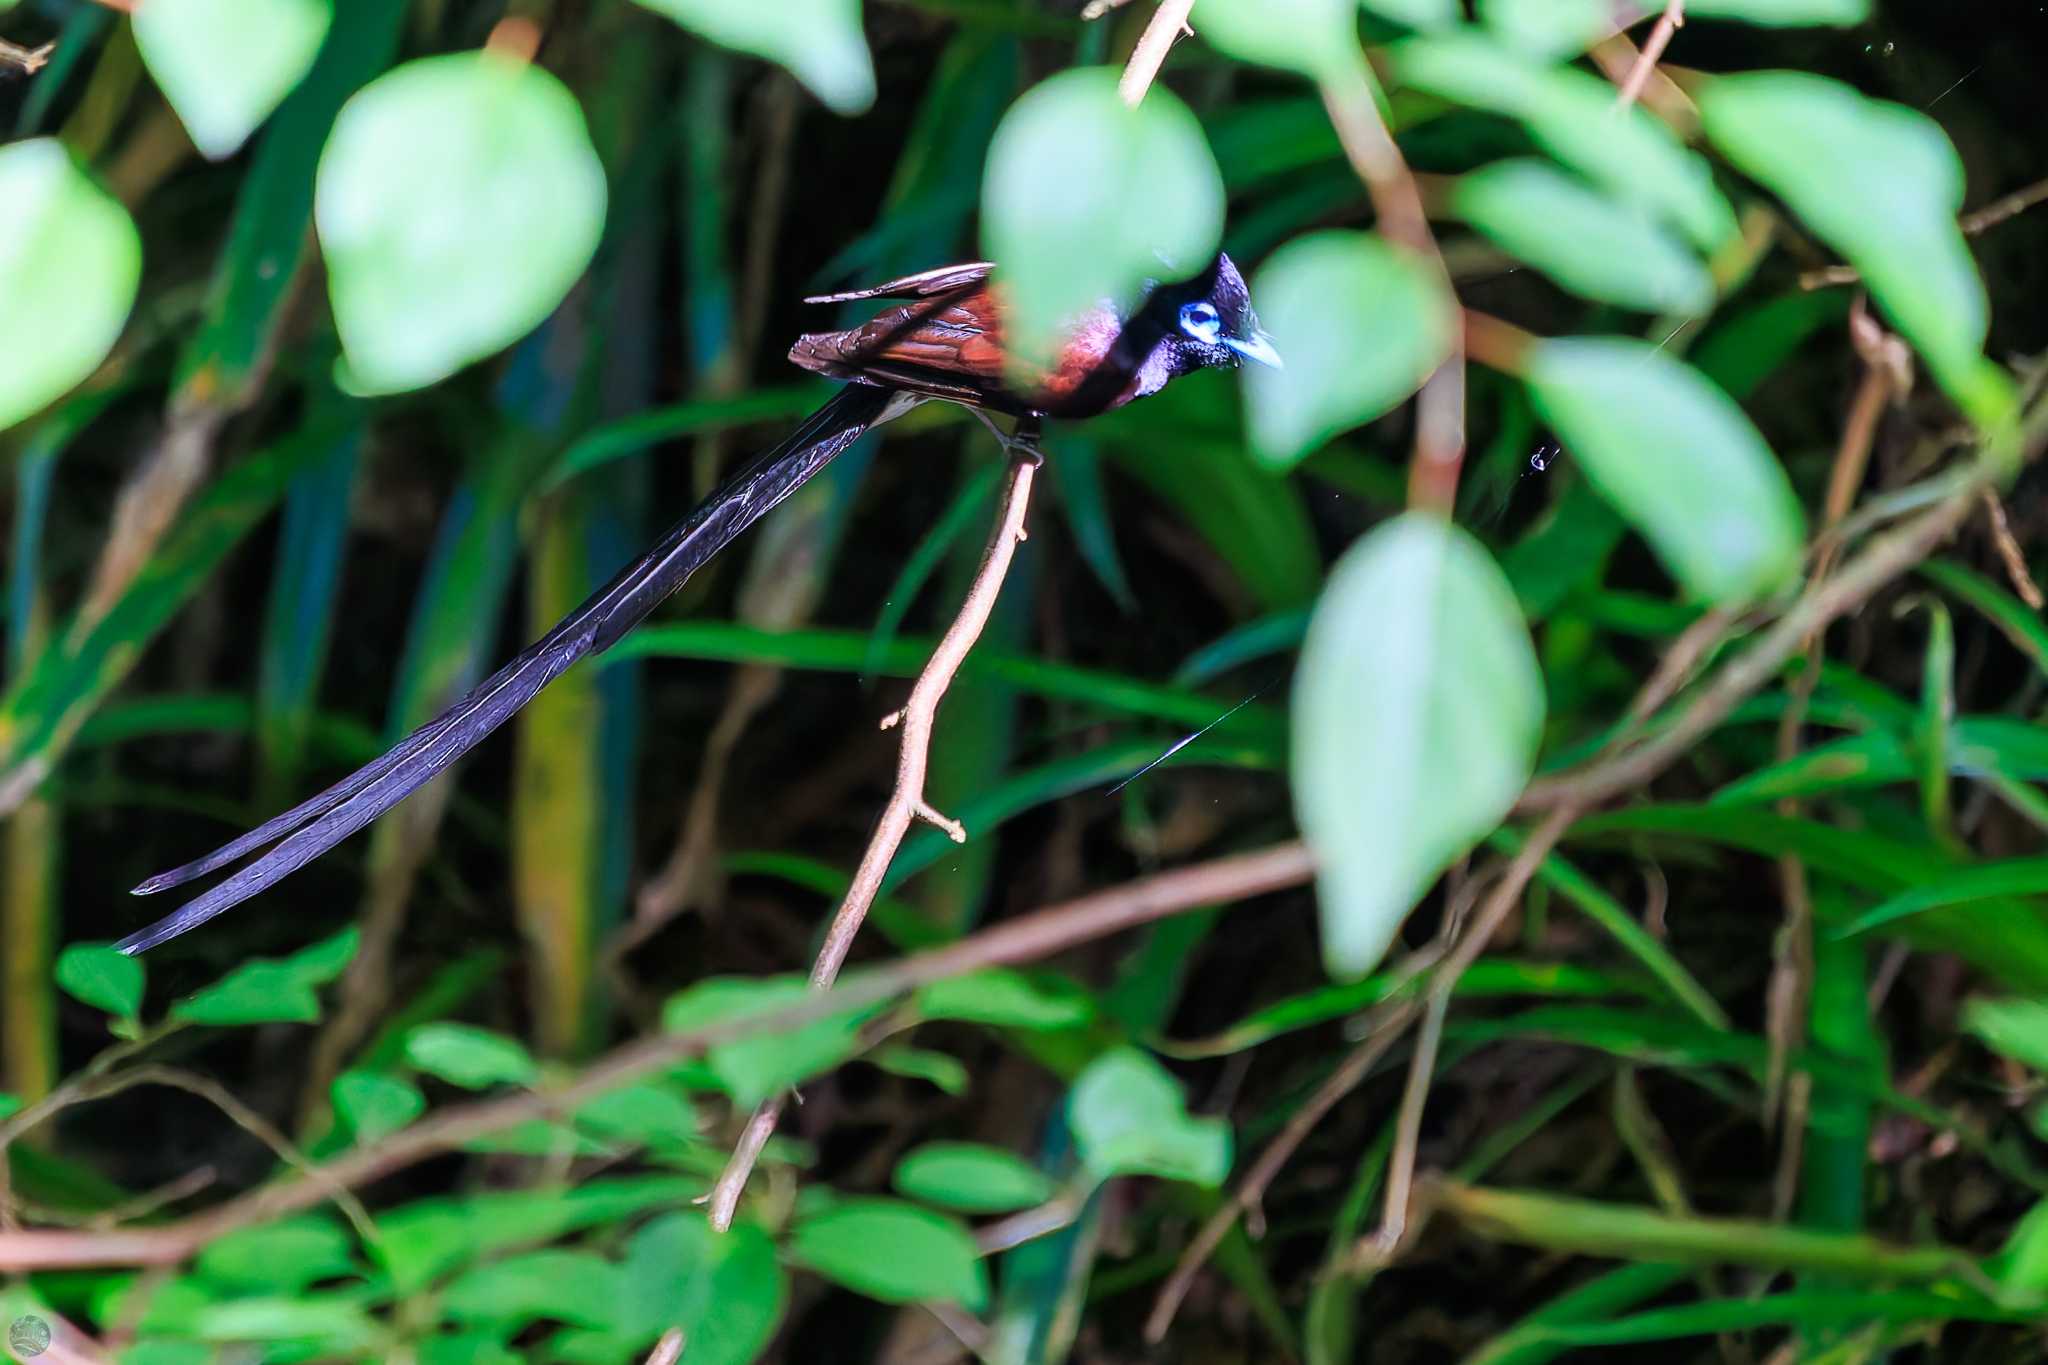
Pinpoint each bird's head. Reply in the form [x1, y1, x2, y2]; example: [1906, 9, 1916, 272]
[1160, 252, 1282, 373]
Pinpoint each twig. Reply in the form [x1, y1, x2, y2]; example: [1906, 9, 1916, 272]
[1320, 65, 1467, 514]
[706, 449, 1041, 1230]
[1613, 0, 1684, 112]
[1982, 489, 2043, 608]
[0, 840, 1316, 1268]
[1118, 0, 1195, 107]
[0, 39, 56, 73]
[643, 1329, 685, 1365]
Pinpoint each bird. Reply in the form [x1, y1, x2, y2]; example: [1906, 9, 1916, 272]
[116, 253, 1279, 954]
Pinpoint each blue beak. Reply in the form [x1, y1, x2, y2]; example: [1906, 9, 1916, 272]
[1225, 331, 1283, 369]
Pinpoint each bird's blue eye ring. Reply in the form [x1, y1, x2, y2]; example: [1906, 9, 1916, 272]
[1179, 300, 1222, 343]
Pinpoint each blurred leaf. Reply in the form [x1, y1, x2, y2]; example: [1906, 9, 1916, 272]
[196, 1218, 355, 1293]
[1501, 478, 1625, 620]
[1992, 1200, 2048, 1304]
[1700, 72, 2014, 429]
[1069, 1046, 1231, 1186]
[1174, 608, 1312, 685]
[1455, 160, 1714, 314]
[316, 53, 606, 394]
[1394, 35, 1738, 252]
[1363, 0, 1460, 28]
[1044, 436, 1136, 612]
[1294, 514, 1543, 978]
[916, 968, 1096, 1030]
[443, 1250, 619, 1329]
[633, 0, 874, 113]
[1192, 0, 1366, 80]
[404, 1023, 539, 1090]
[983, 67, 1222, 366]
[418, 1335, 521, 1365]
[134, 0, 331, 158]
[1480, 0, 1615, 57]
[1839, 858, 2048, 937]
[190, 1296, 377, 1350]
[610, 1214, 785, 1362]
[1921, 559, 2048, 675]
[662, 976, 879, 1106]
[331, 1070, 425, 1142]
[543, 385, 823, 488]
[1526, 338, 1805, 603]
[1244, 231, 1454, 469]
[572, 1082, 698, 1148]
[895, 1141, 1056, 1212]
[170, 928, 359, 1026]
[1710, 730, 1912, 806]
[1690, 288, 1853, 401]
[1955, 995, 2048, 1073]
[54, 944, 143, 1020]
[1690, 0, 1868, 21]
[0, 139, 139, 432]
[871, 1045, 970, 1094]
[374, 1176, 694, 1294]
[791, 1198, 990, 1309]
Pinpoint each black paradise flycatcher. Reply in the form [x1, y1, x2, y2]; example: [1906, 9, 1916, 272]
[117, 254, 1279, 954]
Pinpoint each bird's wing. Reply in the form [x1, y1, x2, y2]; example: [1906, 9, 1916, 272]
[803, 261, 996, 304]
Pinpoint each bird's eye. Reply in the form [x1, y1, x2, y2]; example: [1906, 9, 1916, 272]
[1179, 301, 1222, 343]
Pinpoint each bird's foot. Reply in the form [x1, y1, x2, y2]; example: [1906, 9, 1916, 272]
[966, 408, 1045, 465]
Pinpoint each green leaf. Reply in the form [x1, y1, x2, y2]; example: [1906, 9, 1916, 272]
[315, 52, 606, 394]
[614, 1214, 786, 1362]
[894, 1142, 1056, 1212]
[1293, 514, 1543, 978]
[982, 67, 1222, 367]
[1992, 1200, 2048, 1304]
[1454, 160, 1713, 315]
[1192, 0, 1365, 81]
[1838, 858, 2048, 938]
[571, 1082, 699, 1149]
[403, 1023, 539, 1090]
[331, 1070, 425, 1142]
[197, 1219, 356, 1293]
[1068, 1046, 1232, 1186]
[170, 928, 359, 1026]
[373, 1176, 694, 1294]
[1526, 338, 1805, 604]
[442, 1250, 618, 1329]
[1479, 0, 1614, 57]
[662, 976, 879, 1106]
[632, 0, 872, 112]
[1243, 231, 1454, 469]
[870, 1045, 970, 1095]
[915, 968, 1095, 1030]
[790, 1198, 990, 1309]
[0, 140, 140, 432]
[1688, 0, 1868, 21]
[1393, 35, 1737, 252]
[54, 944, 143, 1019]
[1962, 997, 2048, 1074]
[134, 0, 331, 159]
[1700, 72, 2013, 429]
[1362, 0, 1459, 28]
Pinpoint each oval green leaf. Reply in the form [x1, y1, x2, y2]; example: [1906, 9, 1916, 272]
[332, 1070, 426, 1142]
[135, 0, 332, 159]
[1525, 338, 1805, 603]
[1068, 1046, 1231, 1185]
[790, 1199, 989, 1310]
[1455, 160, 1714, 315]
[1393, 35, 1737, 252]
[315, 52, 606, 395]
[1700, 71, 2013, 428]
[0, 140, 140, 432]
[1244, 230, 1453, 469]
[982, 68, 1223, 369]
[443, 1250, 619, 1328]
[894, 1141, 1055, 1213]
[55, 943, 144, 1019]
[1192, 0, 1363, 81]
[1292, 514, 1544, 978]
[404, 1023, 539, 1090]
[632, 0, 874, 113]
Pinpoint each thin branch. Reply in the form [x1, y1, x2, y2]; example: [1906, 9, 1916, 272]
[707, 450, 1041, 1230]
[0, 840, 1314, 1269]
[1613, 0, 1684, 112]
[0, 38, 56, 73]
[1118, 0, 1196, 108]
[643, 1329, 685, 1365]
[1982, 489, 2044, 608]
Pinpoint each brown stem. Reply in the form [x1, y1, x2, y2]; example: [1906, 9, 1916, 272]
[1118, 0, 1195, 107]
[709, 451, 1041, 1229]
[0, 840, 1315, 1269]
[1613, 0, 1684, 112]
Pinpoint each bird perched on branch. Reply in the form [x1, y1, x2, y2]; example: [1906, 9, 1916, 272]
[118, 253, 1279, 953]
